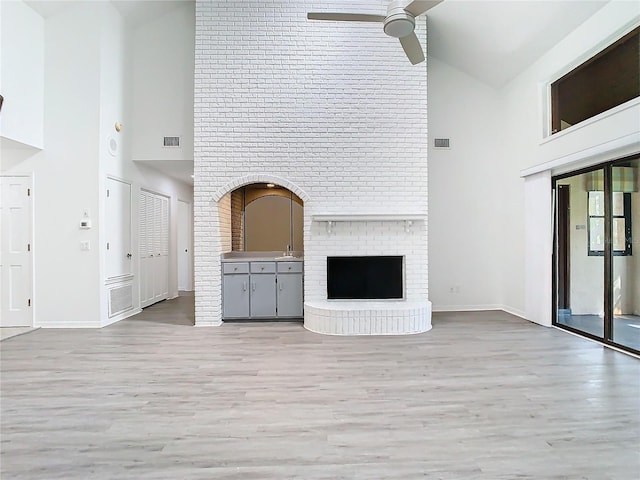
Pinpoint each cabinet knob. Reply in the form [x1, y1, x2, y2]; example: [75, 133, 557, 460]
[234, 267, 238, 271]
[261, 266, 264, 270]
[288, 266, 291, 270]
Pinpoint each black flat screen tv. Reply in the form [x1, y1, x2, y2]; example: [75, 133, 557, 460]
[327, 256, 403, 300]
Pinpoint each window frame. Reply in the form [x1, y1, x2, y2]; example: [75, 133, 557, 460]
[587, 191, 632, 256]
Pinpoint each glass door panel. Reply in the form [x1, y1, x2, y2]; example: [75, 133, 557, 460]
[611, 159, 639, 352]
[556, 169, 605, 339]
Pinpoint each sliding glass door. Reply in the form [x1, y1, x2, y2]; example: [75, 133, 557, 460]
[553, 156, 639, 355]
[611, 159, 639, 351]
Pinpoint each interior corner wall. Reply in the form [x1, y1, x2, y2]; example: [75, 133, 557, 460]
[0, 0, 44, 149]
[99, 2, 194, 318]
[427, 56, 520, 313]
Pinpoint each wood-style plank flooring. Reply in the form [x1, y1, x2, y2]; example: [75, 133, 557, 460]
[1, 295, 639, 479]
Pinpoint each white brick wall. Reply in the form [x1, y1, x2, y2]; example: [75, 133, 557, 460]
[194, 0, 429, 326]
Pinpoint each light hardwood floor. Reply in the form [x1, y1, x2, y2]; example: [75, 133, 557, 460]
[1, 295, 639, 479]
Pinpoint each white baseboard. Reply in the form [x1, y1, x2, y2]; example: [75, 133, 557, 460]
[195, 321, 223, 327]
[102, 307, 142, 327]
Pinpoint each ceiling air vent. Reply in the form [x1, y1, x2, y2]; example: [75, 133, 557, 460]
[163, 136, 181, 147]
[434, 138, 450, 149]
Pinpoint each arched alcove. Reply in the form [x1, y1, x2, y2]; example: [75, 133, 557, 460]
[230, 183, 304, 252]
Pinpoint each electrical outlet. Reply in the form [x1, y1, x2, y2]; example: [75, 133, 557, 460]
[80, 241, 90, 251]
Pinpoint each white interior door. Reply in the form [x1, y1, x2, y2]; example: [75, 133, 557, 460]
[106, 178, 132, 279]
[139, 190, 169, 308]
[177, 200, 192, 291]
[0, 176, 32, 327]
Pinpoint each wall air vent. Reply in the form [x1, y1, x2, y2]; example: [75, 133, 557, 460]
[163, 136, 181, 147]
[434, 138, 450, 149]
[108, 283, 133, 317]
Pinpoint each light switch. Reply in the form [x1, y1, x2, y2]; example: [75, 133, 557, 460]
[80, 241, 90, 251]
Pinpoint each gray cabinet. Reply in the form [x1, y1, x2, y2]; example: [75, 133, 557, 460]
[222, 263, 250, 319]
[250, 262, 276, 317]
[222, 259, 303, 320]
[277, 262, 303, 318]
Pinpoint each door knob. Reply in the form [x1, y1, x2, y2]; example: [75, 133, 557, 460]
[126, 253, 132, 258]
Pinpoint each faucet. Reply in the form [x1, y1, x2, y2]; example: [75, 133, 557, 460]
[285, 244, 292, 256]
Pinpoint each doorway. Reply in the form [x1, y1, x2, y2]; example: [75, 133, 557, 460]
[139, 190, 169, 308]
[553, 156, 639, 354]
[0, 176, 32, 327]
[177, 199, 193, 291]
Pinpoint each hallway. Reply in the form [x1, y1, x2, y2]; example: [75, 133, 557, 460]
[1, 296, 639, 479]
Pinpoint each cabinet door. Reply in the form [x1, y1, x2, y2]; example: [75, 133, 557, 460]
[250, 274, 276, 318]
[277, 273, 303, 318]
[223, 274, 250, 319]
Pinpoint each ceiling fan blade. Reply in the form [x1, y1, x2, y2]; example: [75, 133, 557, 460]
[399, 32, 425, 65]
[404, 0, 443, 17]
[307, 12, 385, 23]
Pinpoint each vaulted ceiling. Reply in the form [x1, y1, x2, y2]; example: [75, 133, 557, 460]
[27, 0, 610, 88]
[23, 0, 614, 185]
[426, 0, 609, 87]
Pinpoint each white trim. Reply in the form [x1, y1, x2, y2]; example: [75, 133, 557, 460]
[103, 307, 142, 327]
[521, 131, 640, 178]
[313, 214, 426, 222]
[540, 98, 640, 147]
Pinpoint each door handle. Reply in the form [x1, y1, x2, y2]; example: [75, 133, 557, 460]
[279, 283, 283, 291]
[242, 281, 247, 292]
[252, 282, 256, 292]
[126, 253, 132, 258]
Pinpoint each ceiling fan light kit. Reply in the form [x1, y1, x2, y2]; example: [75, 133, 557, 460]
[307, 0, 443, 65]
[384, 12, 415, 38]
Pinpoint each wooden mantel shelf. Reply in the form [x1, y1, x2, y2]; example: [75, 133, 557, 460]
[312, 214, 426, 222]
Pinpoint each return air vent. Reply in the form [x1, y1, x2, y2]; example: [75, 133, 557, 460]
[434, 138, 450, 149]
[163, 136, 180, 147]
[109, 283, 133, 317]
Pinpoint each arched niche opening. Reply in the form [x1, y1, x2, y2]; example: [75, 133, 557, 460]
[230, 183, 303, 253]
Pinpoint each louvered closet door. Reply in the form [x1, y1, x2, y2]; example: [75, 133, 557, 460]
[139, 190, 169, 308]
[139, 191, 153, 307]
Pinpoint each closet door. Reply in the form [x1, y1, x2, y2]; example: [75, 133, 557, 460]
[139, 190, 169, 308]
[106, 178, 132, 279]
[139, 191, 153, 307]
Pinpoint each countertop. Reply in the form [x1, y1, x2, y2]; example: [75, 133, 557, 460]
[221, 251, 303, 262]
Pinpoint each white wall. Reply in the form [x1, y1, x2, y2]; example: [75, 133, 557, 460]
[2, 2, 103, 327]
[1, 1, 193, 328]
[515, 1, 640, 326]
[427, 56, 525, 314]
[0, 0, 44, 149]
[131, 3, 194, 162]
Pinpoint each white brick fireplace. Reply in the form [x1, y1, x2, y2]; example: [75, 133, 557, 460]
[194, 0, 431, 334]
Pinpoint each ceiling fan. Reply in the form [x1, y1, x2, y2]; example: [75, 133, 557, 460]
[307, 1, 443, 65]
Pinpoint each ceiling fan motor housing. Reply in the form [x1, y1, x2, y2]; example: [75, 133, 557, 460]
[384, 2, 415, 38]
